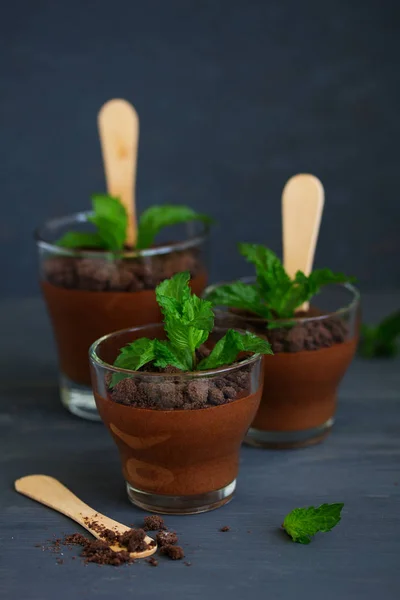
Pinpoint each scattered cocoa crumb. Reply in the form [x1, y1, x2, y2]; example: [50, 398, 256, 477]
[219, 526, 230, 532]
[147, 557, 158, 567]
[56, 558, 64, 565]
[119, 528, 149, 553]
[160, 545, 185, 560]
[184, 561, 192, 567]
[156, 531, 178, 547]
[143, 515, 167, 531]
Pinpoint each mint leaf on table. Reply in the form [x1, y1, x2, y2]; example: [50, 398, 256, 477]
[198, 329, 273, 370]
[359, 310, 400, 358]
[57, 194, 127, 251]
[56, 231, 105, 249]
[111, 338, 156, 386]
[283, 503, 344, 544]
[136, 205, 213, 249]
[87, 194, 127, 251]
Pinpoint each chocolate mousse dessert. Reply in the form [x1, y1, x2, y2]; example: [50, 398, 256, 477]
[89, 271, 272, 513]
[205, 243, 360, 448]
[37, 196, 211, 420]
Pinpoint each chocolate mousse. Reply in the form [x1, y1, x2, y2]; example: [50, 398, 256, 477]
[89, 272, 269, 512]
[41, 249, 206, 386]
[94, 363, 261, 497]
[234, 311, 358, 446]
[205, 243, 360, 447]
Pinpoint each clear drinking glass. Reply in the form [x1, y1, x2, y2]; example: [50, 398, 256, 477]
[89, 324, 264, 514]
[204, 280, 360, 448]
[36, 212, 209, 421]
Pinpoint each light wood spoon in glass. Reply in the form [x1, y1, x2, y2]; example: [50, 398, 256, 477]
[282, 173, 325, 311]
[15, 474, 157, 558]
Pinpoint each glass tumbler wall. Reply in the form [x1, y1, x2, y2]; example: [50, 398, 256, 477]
[89, 324, 264, 514]
[36, 212, 209, 421]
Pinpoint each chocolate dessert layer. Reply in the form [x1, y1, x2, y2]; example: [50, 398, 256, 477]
[94, 389, 261, 496]
[110, 361, 252, 410]
[219, 308, 358, 434]
[252, 337, 358, 432]
[41, 249, 207, 385]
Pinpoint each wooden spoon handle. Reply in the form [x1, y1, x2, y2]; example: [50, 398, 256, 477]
[15, 474, 95, 524]
[15, 474, 157, 557]
[98, 99, 139, 248]
[282, 174, 324, 312]
[282, 173, 324, 279]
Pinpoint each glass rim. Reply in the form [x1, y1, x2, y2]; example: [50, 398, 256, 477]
[34, 211, 210, 258]
[89, 323, 263, 378]
[204, 278, 360, 324]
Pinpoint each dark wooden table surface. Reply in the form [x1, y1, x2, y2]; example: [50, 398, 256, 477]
[1, 293, 399, 600]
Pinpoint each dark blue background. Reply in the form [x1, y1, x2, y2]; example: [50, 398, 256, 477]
[1, 0, 399, 297]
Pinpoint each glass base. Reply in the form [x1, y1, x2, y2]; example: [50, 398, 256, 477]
[245, 417, 334, 449]
[126, 479, 236, 515]
[60, 374, 101, 421]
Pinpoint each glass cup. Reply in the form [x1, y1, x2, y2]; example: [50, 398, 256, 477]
[204, 280, 360, 448]
[89, 324, 264, 514]
[36, 212, 209, 421]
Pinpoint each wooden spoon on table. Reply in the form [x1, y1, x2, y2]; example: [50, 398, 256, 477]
[15, 475, 157, 558]
[282, 174, 325, 311]
[98, 99, 140, 248]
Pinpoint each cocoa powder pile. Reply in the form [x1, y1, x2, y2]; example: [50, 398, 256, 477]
[43, 248, 202, 292]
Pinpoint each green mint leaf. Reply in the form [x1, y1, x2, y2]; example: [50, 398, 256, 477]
[111, 338, 156, 386]
[205, 282, 271, 319]
[136, 204, 213, 249]
[283, 503, 344, 544]
[153, 340, 190, 371]
[239, 243, 291, 297]
[56, 231, 105, 249]
[238, 244, 355, 319]
[156, 271, 192, 315]
[198, 329, 272, 370]
[155, 272, 214, 369]
[359, 311, 400, 358]
[88, 194, 127, 251]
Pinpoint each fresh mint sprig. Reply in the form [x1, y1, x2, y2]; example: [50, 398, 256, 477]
[206, 243, 355, 322]
[57, 195, 212, 251]
[135, 205, 213, 249]
[283, 503, 344, 544]
[57, 194, 127, 251]
[359, 310, 400, 358]
[111, 271, 272, 385]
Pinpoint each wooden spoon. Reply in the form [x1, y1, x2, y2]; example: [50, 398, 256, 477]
[98, 99, 140, 248]
[282, 173, 325, 311]
[15, 475, 157, 558]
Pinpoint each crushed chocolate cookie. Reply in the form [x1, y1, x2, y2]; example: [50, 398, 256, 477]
[43, 248, 202, 292]
[156, 531, 178, 547]
[143, 515, 167, 531]
[119, 528, 148, 553]
[110, 363, 252, 410]
[147, 557, 158, 567]
[160, 545, 185, 560]
[219, 526, 230, 532]
[234, 309, 349, 353]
